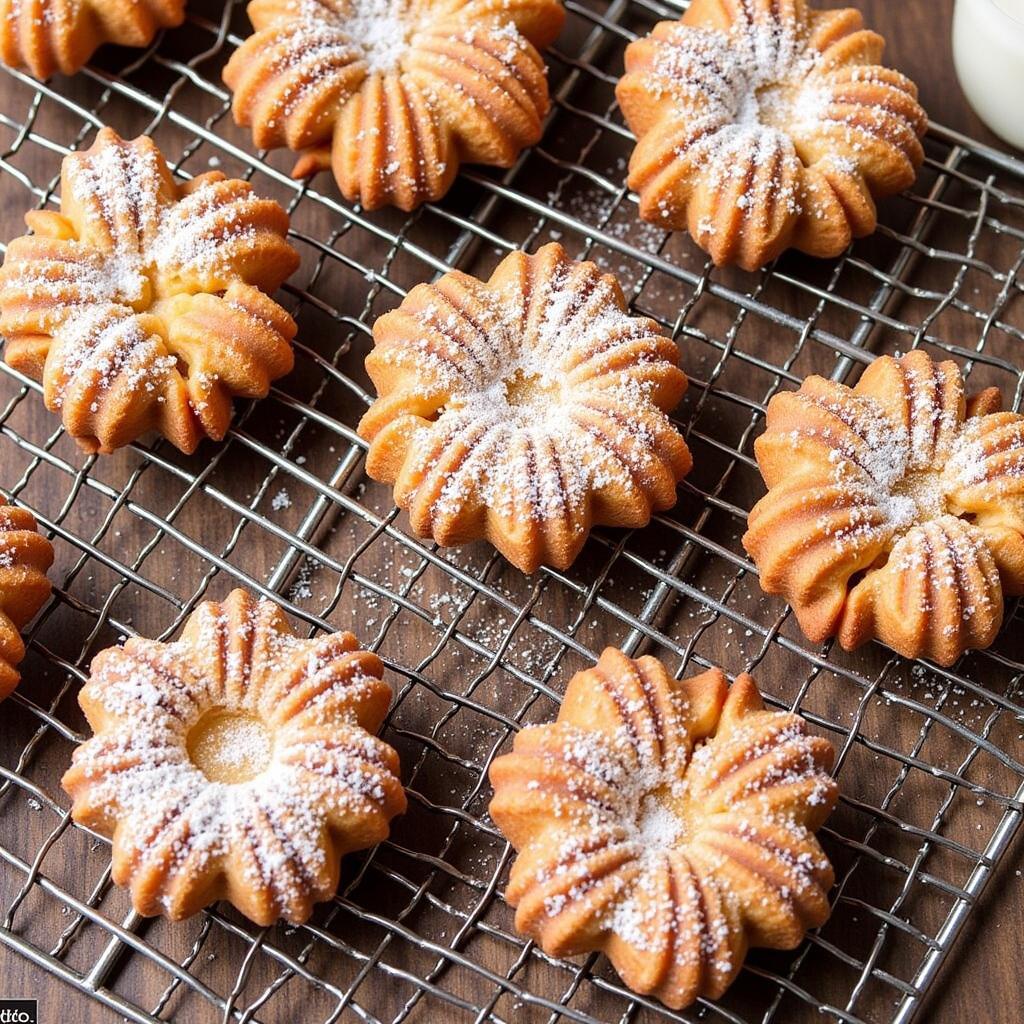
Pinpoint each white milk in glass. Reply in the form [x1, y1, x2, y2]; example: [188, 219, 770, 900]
[953, 0, 1024, 148]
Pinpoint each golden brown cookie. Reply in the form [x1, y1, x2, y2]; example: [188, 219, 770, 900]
[0, 0, 186, 78]
[224, 0, 565, 210]
[358, 243, 692, 573]
[0, 128, 300, 453]
[62, 589, 407, 925]
[0, 504, 54, 700]
[744, 351, 1024, 664]
[617, 0, 928, 270]
[489, 647, 837, 1010]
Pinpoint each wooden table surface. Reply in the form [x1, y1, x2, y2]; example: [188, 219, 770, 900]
[1, 1, 1022, 1023]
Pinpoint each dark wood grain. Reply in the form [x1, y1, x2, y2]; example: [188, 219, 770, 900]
[0, 1, 1022, 1023]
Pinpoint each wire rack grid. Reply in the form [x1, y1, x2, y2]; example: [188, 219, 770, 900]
[0, 1, 1023, 1022]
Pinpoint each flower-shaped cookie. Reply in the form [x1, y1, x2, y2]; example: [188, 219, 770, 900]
[0, 128, 300, 454]
[358, 243, 692, 573]
[0, 0, 185, 78]
[0, 504, 54, 700]
[489, 647, 837, 1010]
[223, 0, 565, 210]
[62, 589, 407, 924]
[744, 351, 1024, 665]
[616, 0, 928, 270]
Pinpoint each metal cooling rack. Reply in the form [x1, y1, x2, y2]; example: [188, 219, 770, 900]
[1, 1, 1023, 1022]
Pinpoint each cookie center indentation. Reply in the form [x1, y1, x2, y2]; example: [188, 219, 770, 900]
[635, 789, 689, 850]
[344, 0, 414, 76]
[742, 79, 830, 135]
[187, 709, 273, 784]
[888, 469, 948, 532]
[503, 368, 560, 409]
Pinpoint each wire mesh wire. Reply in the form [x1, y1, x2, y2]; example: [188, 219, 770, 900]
[0, 1, 1023, 1022]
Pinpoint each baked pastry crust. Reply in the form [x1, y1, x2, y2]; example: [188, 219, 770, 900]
[489, 647, 837, 1010]
[0, 505, 54, 700]
[616, 0, 928, 270]
[358, 243, 692, 573]
[223, 0, 565, 210]
[0, 127, 300, 454]
[0, 0, 186, 79]
[62, 589, 407, 925]
[744, 351, 1024, 665]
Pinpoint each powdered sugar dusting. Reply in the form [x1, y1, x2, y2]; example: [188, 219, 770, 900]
[635, 793, 685, 847]
[49, 307, 176, 410]
[366, 248, 688, 530]
[279, 0, 414, 78]
[331, 0, 412, 75]
[65, 594, 403, 921]
[416, 290, 660, 520]
[650, 22, 817, 204]
[788, 360, 1023, 575]
[490, 656, 836, 995]
[749, 353, 1024, 661]
[58, 137, 263, 306]
[630, 7, 918, 223]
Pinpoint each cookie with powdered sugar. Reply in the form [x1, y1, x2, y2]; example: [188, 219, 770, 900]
[357, 242, 693, 573]
[63, 589, 407, 925]
[489, 647, 837, 1010]
[0, 128, 300, 454]
[744, 350, 1024, 664]
[617, 0, 928, 270]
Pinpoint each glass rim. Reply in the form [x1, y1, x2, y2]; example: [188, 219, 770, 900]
[981, 0, 1024, 28]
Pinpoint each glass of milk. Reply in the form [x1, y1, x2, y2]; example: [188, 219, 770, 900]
[952, 0, 1024, 149]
